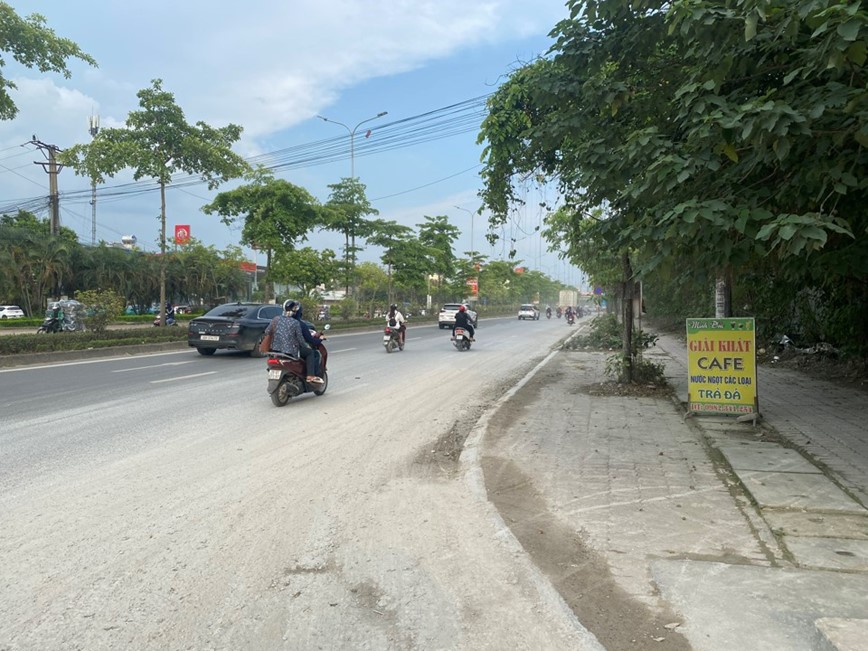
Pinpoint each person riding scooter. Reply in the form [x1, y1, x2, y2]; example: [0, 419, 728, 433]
[452, 305, 475, 340]
[386, 304, 406, 345]
[545, 306, 552, 319]
[291, 303, 326, 377]
[264, 300, 323, 385]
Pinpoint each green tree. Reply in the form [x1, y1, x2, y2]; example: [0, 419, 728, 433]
[60, 79, 251, 324]
[479, 0, 868, 364]
[390, 237, 433, 305]
[355, 261, 389, 316]
[202, 171, 324, 301]
[270, 246, 338, 297]
[366, 219, 414, 305]
[76, 288, 124, 334]
[0, 211, 78, 314]
[323, 178, 379, 295]
[0, 3, 96, 120]
[417, 215, 459, 299]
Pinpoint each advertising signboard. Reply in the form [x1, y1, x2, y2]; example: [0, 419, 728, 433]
[686, 317, 758, 414]
[174, 224, 190, 244]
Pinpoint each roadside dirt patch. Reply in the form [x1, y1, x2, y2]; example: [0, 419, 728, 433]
[482, 455, 691, 651]
[586, 380, 673, 399]
[412, 424, 468, 478]
[482, 361, 692, 650]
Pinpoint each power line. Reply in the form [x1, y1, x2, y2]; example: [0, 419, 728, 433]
[0, 94, 492, 216]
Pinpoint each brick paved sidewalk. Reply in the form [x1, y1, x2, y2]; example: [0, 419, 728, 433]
[654, 332, 868, 507]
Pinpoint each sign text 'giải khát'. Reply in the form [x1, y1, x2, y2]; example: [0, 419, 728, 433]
[686, 317, 757, 414]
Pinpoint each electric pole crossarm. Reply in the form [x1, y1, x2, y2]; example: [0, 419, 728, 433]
[29, 137, 64, 236]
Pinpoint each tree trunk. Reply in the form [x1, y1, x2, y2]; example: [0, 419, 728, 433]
[265, 248, 274, 303]
[159, 180, 167, 327]
[622, 251, 634, 384]
[715, 267, 732, 318]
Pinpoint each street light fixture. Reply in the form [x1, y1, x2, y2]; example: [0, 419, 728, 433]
[316, 111, 388, 179]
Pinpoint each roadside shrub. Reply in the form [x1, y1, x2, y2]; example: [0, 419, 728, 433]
[76, 289, 125, 333]
[604, 354, 667, 385]
[0, 328, 187, 355]
[567, 315, 621, 349]
[337, 297, 358, 320]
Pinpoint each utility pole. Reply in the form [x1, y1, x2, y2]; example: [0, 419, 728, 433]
[88, 114, 100, 245]
[30, 136, 64, 236]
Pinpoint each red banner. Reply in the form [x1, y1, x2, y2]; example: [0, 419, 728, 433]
[239, 261, 257, 272]
[174, 224, 191, 244]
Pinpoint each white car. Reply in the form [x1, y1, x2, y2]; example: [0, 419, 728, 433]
[438, 303, 478, 329]
[518, 304, 540, 320]
[0, 305, 25, 319]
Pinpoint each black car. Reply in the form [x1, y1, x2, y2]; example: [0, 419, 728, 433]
[187, 302, 283, 356]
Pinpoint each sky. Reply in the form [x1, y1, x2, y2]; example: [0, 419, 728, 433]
[0, 0, 586, 288]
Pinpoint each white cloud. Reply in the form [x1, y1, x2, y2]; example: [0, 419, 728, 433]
[2, 0, 572, 261]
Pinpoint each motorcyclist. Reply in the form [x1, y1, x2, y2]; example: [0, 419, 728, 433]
[452, 304, 475, 340]
[556, 306, 563, 318]
[545, 306, 552, 318]
[264, 300, 323, 384]
[51, 303, 65, 331]
[386, 304, 406, 345]
[291, 303, 325, 376]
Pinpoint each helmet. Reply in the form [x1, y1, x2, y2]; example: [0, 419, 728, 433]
[390, 304, 397, 310]
[283, 299, 299, 313]
[458, 305, 466, 312]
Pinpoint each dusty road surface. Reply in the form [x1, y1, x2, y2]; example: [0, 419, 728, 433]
[1, 318, 603, 650]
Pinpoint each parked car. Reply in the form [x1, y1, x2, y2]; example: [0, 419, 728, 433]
[187, 302, 284, 356]
[0, 305, 25, 319]
[438, 303, 478, 329]
[518, 304, 540, 320]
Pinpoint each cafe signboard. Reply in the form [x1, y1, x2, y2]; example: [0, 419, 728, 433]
[686, 317, 758, 415]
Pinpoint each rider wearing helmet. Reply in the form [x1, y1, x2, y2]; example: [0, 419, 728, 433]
[452, 304, 475, 340]
[291, 303, 325, 376]
[263, 300, 323, 384]
[386, 303, 406, 345]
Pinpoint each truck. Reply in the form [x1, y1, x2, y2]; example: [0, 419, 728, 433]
[558, 289, 579, 308]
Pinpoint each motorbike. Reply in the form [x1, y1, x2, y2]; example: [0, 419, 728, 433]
[265, 325, 329, 407]
[383, 325, 404, 353]
[546, 308, 552, 319]
[36, 316, 63, 334]
[567, 312, 576, 326]
[451, 327, 472, 351]
[556, 308, 563, 319]
[153, 315, 177, 326]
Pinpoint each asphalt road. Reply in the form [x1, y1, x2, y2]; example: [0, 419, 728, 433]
[0, 315, 597, 650]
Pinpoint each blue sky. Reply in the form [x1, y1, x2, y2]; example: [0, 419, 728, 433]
[0, 0, 585, 288]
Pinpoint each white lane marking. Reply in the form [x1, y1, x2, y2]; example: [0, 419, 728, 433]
[329, 348, 356, 354]
[113, 361, 194, 373]
[0, 349, 194, 373]
[150, 372, 217, 384]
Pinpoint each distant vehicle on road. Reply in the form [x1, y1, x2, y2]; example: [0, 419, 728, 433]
[518, 304, 540, 320]
[0, 305, 25, 319]
[438, 303, 478, 329]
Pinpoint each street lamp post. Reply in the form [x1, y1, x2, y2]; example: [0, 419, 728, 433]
[317, 111, 388, 178]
